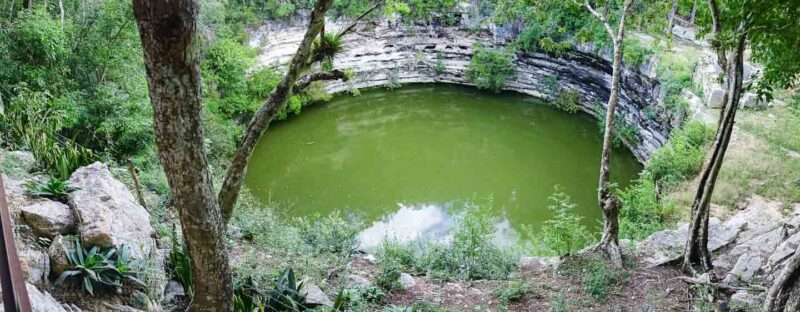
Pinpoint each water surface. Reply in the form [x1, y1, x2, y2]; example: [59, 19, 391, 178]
[244, 84, 642, 248]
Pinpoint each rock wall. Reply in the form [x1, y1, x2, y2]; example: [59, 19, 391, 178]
[250, 20, 670, 162]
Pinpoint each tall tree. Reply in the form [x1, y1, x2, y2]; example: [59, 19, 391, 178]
[132, 0, 233, 310]
[133, 0, 364, 309]
[682, 0, 800, 278]
[584, 0, 634, 268]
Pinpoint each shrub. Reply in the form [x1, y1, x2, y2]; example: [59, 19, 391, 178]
[527, 187, 592, 256]
[433, 52, 446, 75]
[617, 174, 664, 240]
[377, 201, 518, 282]
[623, 39, 653, 68]
[55, 239, 144, 296]
[466, 44, 516, 92]
[234, 267, 322, 312]
[24, 177, 78, 202]
[553, 90, 581, 114]
[375, 259, 403, 292]
[595, 102, 640, 148]
[789, 93, 800, 117]
[560, 255, 628, 302]
[295, 211, 361, 256]
[167, 242, 194, 298]
[493, 280, 538, 304]
[645, 121, 714, 187]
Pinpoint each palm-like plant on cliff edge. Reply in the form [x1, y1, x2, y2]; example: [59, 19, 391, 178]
[55, 239, 144, 295]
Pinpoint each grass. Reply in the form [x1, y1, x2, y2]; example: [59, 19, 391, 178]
[492, 280, 540, 304]
[558, 253, 629, 303]
[663, 107, 800, 213]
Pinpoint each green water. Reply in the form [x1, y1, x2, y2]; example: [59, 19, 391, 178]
[244, 84, 642, 248]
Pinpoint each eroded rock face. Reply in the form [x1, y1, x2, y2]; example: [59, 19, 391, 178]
[20, 200, 76, 238]
[67, 162, 154, 256]
[250, 20, 668, 162]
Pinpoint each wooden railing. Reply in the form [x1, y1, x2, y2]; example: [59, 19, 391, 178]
[0, 175, 31, 311]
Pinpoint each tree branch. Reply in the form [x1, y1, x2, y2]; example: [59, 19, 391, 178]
[293, 69, 347, 93]
[585, 0, 616, 40]
[338, 1, 382, 38]
[218, 0, 335, 223]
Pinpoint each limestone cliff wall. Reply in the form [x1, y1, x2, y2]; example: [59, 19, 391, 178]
[249, 21, 669, 162]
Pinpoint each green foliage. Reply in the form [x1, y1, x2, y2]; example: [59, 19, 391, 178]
[622, 39, 653, 68]
[509, 1, 611, 53]
[235, 267, 322, 312]
[433, 52, 445, 75]
[376, 201, 518, 282]
[645, 121, 715, 187]
[466, 44, 515, 93]
[492, 280, 538, 304]
[24, 177, 77, 202]
[596, 103, 639, 148]
[384, 0, 459, 25]
[617, 121, 714, 239]
[331, 286, 388, 311]
[375, 259, 403, 292]
[168, 239, 194, 298]
[553, 90, 581, 114]
[537, 37, 572, 57]
[296, 212, 360, 256]
[789, 93, 800, 118]
[526, 187, 591, 257]
[55, 239, 144, 296]
[560, 255, 628, 302]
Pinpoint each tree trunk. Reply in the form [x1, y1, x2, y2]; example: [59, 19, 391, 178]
[218, 0, 334, 222]
[689, 1, 697, 25]
[681, 30, 746, 275]
[597, 36, 625, 268]
[765, 246, 800, 312]
[126, 159, 147, 211]
[58, 0, 64, 28]
[667, 0, 679, 36]
[585, 0, 632, 268]
[131, 1, 233, 311]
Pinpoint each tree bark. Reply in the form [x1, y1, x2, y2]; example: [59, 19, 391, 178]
[765, 246, 800, 312]
[681, 29, 746, 275]
[126, 159, 147, 211]
[132, 1, 233, 311]
[585, 0, 632, 268]
[667, 0, 679, 36]
[58, 0, 64, 28]
[218, 0, 334, 222]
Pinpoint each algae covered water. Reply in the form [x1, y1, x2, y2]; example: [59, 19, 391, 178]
[244, 84, 641, 248]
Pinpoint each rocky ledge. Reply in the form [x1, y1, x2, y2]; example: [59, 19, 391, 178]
[250, 20, 669, 161]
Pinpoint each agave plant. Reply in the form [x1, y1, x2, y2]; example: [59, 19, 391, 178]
[55, 239, 143, 295]
[24, 177, 78, 202]
[234, 267, 321, 312]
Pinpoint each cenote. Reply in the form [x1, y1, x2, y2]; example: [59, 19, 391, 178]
[244, 84, 642, 249]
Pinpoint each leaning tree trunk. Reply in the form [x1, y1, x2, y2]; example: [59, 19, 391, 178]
[585, 0, 632, 268]
[681, 30, 746, 275]
[132, 1, 233, 311]
[596, 36, 625, 268]
[218, 0, 334, 222]
[765, 246, 800, 311]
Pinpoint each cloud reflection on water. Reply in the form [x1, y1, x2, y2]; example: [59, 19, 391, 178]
[357, 202, 520, 251]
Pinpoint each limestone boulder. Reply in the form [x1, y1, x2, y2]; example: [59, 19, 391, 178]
[301, 283, 332, 307]
[637, 217, 741, 267]
[47, 235, 75, 276]
[707, 87, 726, 109]
[68, 162, 154, 256]
[741, 92, 766, 110]
[20, 200, 76, 238]
[18, 245, 49, 284]
[399, 273, 416, 289]
[723, 252, 763, 284]
[344, 274, 371, 288]
[26, 283, 67, 312]
[518, 256, 559, 274]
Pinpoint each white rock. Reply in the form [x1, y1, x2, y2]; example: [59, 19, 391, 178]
[26, 283, 67, 312]
[18, 246, 49, 285]
[707, 87, 726, 109]
[730, 290, 762, 309]
[68, 162, 154, 256]
[302, 282, 332, 307]
[636, 218, 741, 267]
[398, 273, 415, 289]
[723, 252, 762, 284]
[344, 274, 371, 288]
[518, 256, 559, 274]
[20, 200, 76, 238]
[363, 254, 377, 264]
